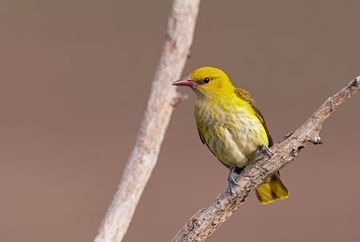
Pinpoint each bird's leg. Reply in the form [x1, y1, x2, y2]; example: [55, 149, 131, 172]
[258, 144, 273, 159]
[227, 166, 241, 196]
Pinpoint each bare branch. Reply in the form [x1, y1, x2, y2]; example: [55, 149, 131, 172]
[172, 76, 359, 242]
[94, 1, 201, 241]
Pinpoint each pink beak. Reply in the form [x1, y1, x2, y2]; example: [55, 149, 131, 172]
[172, 78, 197, 87]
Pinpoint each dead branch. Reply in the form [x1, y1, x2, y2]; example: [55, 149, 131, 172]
[93, 1, 201, 241]
[172, 76, 359, 242]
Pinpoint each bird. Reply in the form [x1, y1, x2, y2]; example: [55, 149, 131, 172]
[172, 66, 288, 204]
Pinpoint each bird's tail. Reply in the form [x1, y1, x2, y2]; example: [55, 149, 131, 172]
[255, 171, 289, 204]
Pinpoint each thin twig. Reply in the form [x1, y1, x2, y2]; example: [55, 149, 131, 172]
[93, 1, 201, 241]
[172, 76, 359, 242]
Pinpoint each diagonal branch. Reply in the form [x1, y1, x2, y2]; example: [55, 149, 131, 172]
[172, 76, 360, 242]
[94, 1, 201, 241]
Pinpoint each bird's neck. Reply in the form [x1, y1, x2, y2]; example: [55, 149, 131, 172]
[193, 87, 236, 101]
[195, 90, 242, 109]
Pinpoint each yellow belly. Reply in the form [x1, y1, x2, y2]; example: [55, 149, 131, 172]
[195, 102, 268, 168]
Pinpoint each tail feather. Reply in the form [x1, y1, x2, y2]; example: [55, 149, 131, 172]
[255, 171, 289, 204]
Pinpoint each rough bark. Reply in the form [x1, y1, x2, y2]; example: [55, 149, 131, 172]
[94, 1, 201, 241]
[171, 77, 360, 242]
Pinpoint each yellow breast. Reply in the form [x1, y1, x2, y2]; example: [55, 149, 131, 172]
[194, 96, 268, 168]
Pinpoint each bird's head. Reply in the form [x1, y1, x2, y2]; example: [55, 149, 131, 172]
[173, 66, 235, 99]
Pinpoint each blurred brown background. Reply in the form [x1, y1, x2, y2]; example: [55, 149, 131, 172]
[1, 0, 360, 241]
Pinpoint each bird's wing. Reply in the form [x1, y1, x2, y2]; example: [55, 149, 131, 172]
[234, 88, 274, 147]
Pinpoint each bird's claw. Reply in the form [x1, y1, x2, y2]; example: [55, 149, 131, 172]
[258, 145, 273, 159]
[227, 167, 239, 196]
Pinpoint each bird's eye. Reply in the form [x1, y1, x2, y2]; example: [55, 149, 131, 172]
[203, 77, 211, 84]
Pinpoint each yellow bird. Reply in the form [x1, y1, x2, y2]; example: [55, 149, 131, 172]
[173, 66, 288, 204]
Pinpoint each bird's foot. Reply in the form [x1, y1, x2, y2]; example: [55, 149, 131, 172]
[258, 145, 273, 159]
[227, 167, 240, 196]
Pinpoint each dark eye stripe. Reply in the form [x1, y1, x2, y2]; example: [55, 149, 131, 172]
[196, 77, 211, 85]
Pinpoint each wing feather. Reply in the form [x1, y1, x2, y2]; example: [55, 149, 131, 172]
[234, 88, 273, 147]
